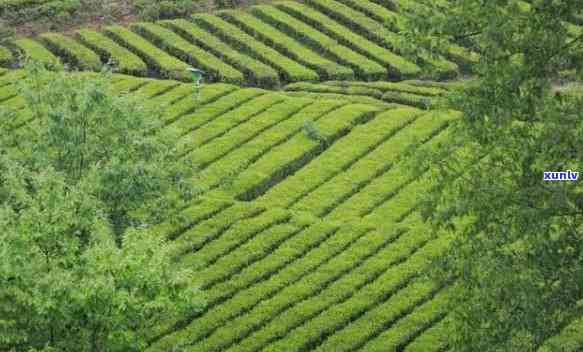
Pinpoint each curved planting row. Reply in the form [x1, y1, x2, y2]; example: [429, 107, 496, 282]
[136, 88, 472, 351]
[3, 70, 580, 350]
[284, 80, 471, 109]
[0, 0, 488, 86]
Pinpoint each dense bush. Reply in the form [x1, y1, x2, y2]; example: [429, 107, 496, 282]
[0, 62, 205, 351]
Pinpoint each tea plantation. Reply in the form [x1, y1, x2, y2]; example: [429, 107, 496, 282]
[0, 0, 581, 351]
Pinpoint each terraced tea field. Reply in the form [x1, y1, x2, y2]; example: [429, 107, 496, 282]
[1, 67, 581, 351]
[1, 0, 582, 350]
[0, 0, 484, 84]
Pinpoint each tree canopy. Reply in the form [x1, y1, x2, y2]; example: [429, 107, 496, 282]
[401, 0, 583, 350]
[0, 63, 203, 351]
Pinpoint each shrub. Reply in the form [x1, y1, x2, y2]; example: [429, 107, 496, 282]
[302, 119, 325, 143]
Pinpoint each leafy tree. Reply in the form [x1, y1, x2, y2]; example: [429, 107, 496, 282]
[2, 62, 198, 237]
[0, 63, 204, 351]
[0, 155, 202, 351]
[400, 1, 583, 351]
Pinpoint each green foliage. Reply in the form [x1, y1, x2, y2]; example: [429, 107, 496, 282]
[255, 103, 381, 208]
[0, 62, 208, 351]
[11, 38, 63, 69]
[215, 0, 245, 9]
[302, 119, 324, 143]
[38, 32, 102, 71]
[163, 18, 280, 87]
[1, 61, 197, 236]
[0, 0, 207, 32]
[135, 0, 203, 21]
[75, 29, 149, 76]
[0, 21, 14, 45]
[219, 10, 355, 81]
[0, 155, 203, 351]
[193, 13, 319, 83]
[223, 100, 347, 200]
[538, 316, 583, 352]
[301, 0, 453, 79]
[104, 25, 190, 81]
[130, 22, 245, 85]
[404, 0, 583, 350]
[252, 4, 386, 81]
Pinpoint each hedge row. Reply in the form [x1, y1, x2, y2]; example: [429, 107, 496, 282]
[149, 214, 333, 339]
[224, 215, 432, 352]
[322, 80, 448, 96]
[147, 223, 373, 351]
[404, 316, 451, 351]
[148, 84, 201, 121]
[200, 98, 366, 196]
[11, 38, 62, 69]
[313, 280, 442, 352]
[129, 22, 245, 85]
[326, 128, 453, 223]
[244, 103, 381, 205]
[110, 77, 149, 94]
[147, 197, 232, 240]
[195, 222, 304, 289]
[284, 81, 384, 98]
[193, 14, 319, 84]
[0, 46, 14, 67]
[334, 0, 401, 30]
[257, 107, 420, 209]
[260, 107, 421, 212]
[261, 226, 455, 352]
[538, 316, 583, 352]
[175, 92, 283, 157]
[230, 100, 350, 200]
[403, 78, 469, 90]
[75, 29, 148, 76]
[38, 32, 101, 71]
[158, 83, 237, 125]
[204, 219, 340, 306]
[291, 110, 457, 218]
[0, 95, 25, 111]
[103, 25, 191, 81]
[367, 171, 435, 224]
[180, 207, 291, 270]
[170, 202, 265, 258]
[303, 0, 458, 79]
[193, 223, 409, 352]
[282, 91, 395, 107]
[251, 5, 386, 81]
[219, 10, 354, 81]
[275, 1, 421, 79]
[382, 90, 436, 109]
[161, 19, 279, 88]
[147, 202, 266, 339]
[132, 79, 180, 100]
[189, 97, 311, 169]
[366, 135, 477, 227]
[194, 98, 318, 191]
[361, 285, 452, 351]
[172, 88, 266, 140]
